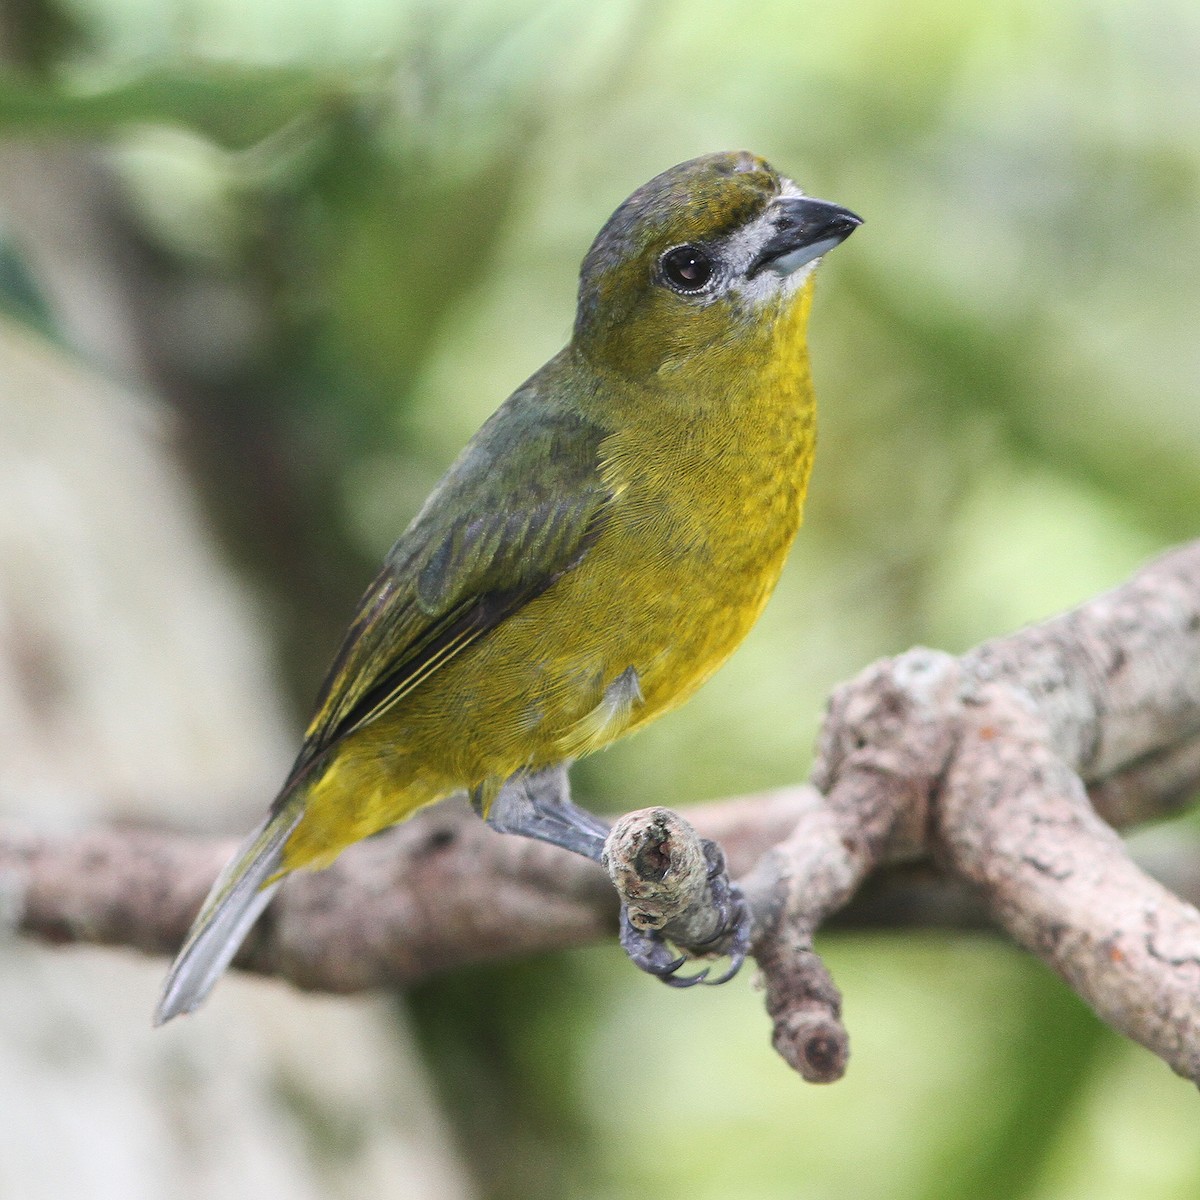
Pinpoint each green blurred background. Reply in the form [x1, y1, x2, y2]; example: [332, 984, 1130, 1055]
[1, 0, 1198, 1195]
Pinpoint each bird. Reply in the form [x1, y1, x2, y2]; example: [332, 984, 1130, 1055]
[155, 150, 860, 1024]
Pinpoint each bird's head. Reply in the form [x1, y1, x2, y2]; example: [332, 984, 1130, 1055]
[573, 151, 860, 377]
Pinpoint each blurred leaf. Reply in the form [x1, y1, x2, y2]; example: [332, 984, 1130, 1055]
[0, 64, 366, 148]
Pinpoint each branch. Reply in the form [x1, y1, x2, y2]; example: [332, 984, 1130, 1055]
[743, 540, 1200, 1081]
[2, 543, 1199, 1083]
[0, 790, 805, 986]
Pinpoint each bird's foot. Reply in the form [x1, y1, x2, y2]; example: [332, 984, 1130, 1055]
[618, 837, 752, 988]
[694, 839, 753, 985]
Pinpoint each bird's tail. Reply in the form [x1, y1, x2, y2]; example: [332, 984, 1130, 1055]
[154, 792, 305, 1026]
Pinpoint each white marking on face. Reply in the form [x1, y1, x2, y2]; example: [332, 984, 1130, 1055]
[762, 236, 845, 277]
[726, 177, 822, 308]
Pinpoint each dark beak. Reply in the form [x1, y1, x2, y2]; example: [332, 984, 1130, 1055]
[746, 196, 863, 279]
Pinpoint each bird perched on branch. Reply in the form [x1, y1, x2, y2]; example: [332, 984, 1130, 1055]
[156, 150, 860, 1024]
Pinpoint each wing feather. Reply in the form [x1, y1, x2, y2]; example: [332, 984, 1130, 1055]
[283, 380, 612, 786]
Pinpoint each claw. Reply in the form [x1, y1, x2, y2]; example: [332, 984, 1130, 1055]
[618, 883, 751, 988]
[617, 836, 753, 988]
[620, 908, 688, 976]
[619, 909, 711, 985]
[662, 965, 710, 988]
[701, 885, 751, 986]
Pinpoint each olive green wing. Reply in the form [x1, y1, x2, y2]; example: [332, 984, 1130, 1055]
[284, 386, 613, 786]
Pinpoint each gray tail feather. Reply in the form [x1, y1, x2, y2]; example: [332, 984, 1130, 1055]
[154, 797, 304, 1026]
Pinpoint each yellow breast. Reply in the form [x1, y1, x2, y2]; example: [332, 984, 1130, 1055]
[285, 279, 817, 867]
[565, 319, 816, 742]
[450, 280, 817, 777]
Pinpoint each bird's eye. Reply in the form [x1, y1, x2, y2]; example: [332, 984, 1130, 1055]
[659, 245, 714, 293]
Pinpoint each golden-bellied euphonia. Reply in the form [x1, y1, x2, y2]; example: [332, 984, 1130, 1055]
[156, 150, 860, 1023]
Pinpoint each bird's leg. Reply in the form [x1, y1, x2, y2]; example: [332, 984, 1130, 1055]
[480, 764, 610, 862]
[482, 767, 751, 987]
